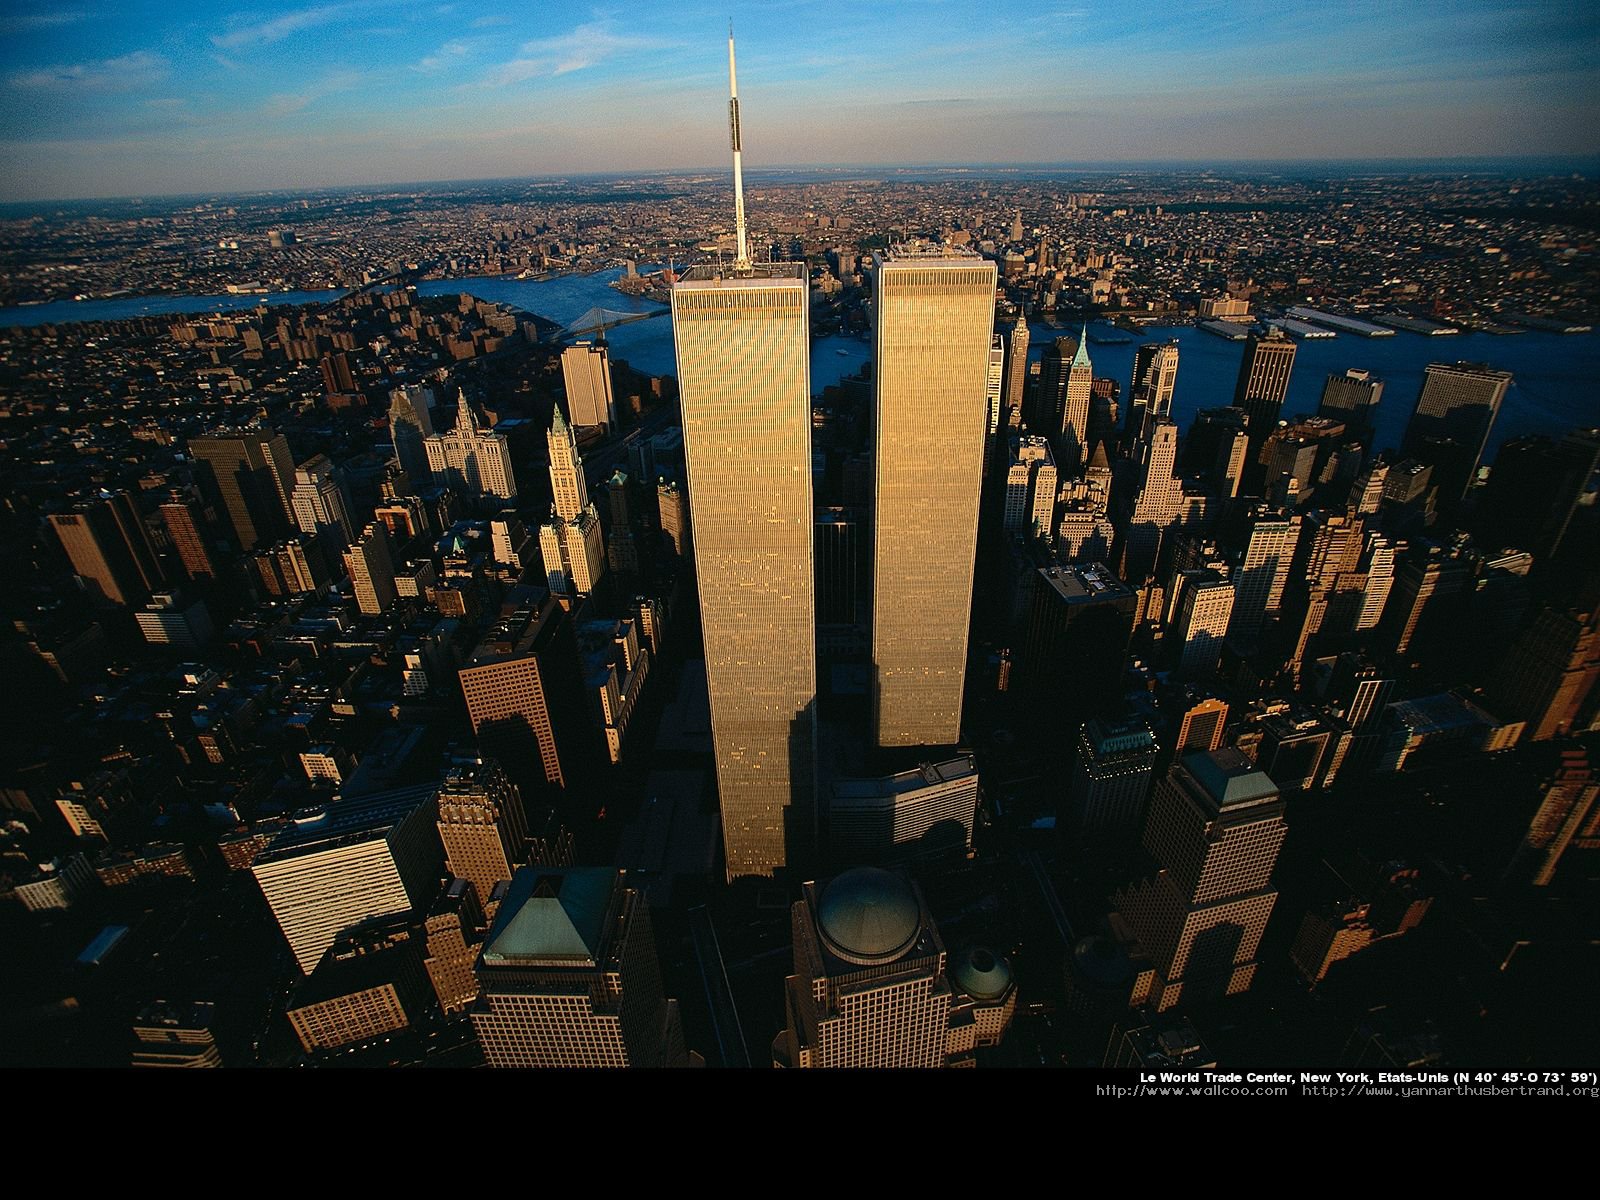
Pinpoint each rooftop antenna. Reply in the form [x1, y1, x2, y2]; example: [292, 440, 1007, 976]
[728, 22, 751, 272]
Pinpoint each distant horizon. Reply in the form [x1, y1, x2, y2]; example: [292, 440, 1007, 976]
[2, 2, 1595, 204]
[4, 153, 1600, 210]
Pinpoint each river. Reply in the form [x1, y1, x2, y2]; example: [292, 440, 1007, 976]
[2, 269, 1594, 454]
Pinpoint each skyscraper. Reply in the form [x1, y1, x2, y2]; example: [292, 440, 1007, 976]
[1129, 339, 1179, 441]
[470, 866, 687, 1068]
[777, 868, 951, 1069]
[251, 784, 442, 975]
[290, 454, 356, 551]
[561, 340, 618, 429]
[985, 332, 1005, 440]
[871, 244, 997, 750]
[538, 405, 606, 598]
[1401, 362, 1513, 501]
[1478, 429, 1600, 563]
[1003, 320, 1029, 427]
[189, 428, 297, 550]
[1070, 717, 1159, 833]
[1173, 571, 1235, 679]
[1018, 562, 1137, 732]
[425, 393, 518, 504]
[1231, 327, 1297, 471]
[159, 495, 218, 583]
[435, 758, 529, 904]
[343, 521, 397, 615]
[458, 594, 593, 796]
[47, 492, 164, 608]
[1115, 749, 1287, 1011]
[388, 385, 435, 484]
[1228, 505, 1300, 640]
[1319, 369, 1383, 443]
[669, 31, 815, 881]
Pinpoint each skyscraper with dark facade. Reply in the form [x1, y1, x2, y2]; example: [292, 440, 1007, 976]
[1318, 369, 1383, 443]
[1018, 562, 1137, 734]
[1401, 362, 1513, 502]
[1478, 429, 1600, 564]
[1115, 749, 1287, 1011]
[47, 492, 164, 608]
[1070, 717, 1159, 833]
[1231, 327, 1297, 473]
[190, 429, 297, 550]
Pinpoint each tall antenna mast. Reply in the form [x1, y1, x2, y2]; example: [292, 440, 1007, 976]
[727, 23, 751, 272]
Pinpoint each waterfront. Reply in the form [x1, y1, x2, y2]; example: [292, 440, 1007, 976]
[2, 271, 1594, 451]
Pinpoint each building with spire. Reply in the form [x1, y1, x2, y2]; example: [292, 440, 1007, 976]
[424, 392, 517, 504]
[670, 30, 815, 881]
[539, 404, 606, 598]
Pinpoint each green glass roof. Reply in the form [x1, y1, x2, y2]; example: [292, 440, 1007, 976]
[481, 867, 617, 965]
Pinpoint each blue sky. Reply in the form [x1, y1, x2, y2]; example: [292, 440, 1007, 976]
[1, 1, 1596, 200]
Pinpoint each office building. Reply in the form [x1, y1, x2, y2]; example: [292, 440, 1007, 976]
[1228, 506, 1300, 640]
[47, 492, 164, 607]
[159, 496, 219, 583]
[1290, 862, 1431, 985]
[1488, 600, 1600, 742]
[1115, 750, 1287, 1011]
[251, 784, 442, 974]
[828, 755, 979, 863]
[1174, 572, 1235, 679]
[657, 478, 691, 561]
[1174, 694, 1229, 754]
[470, 866, 687, 1067]
[1231, 327, 1297, 468]
[815, 507, 863, 629]
[130, 1001, 224, 1068]
[1129, 339, 1179, 439]
[539, 405, 606, 598]
[436, 758, 529, 904]
[190, 429, 296, 550]
[290, 454, 355, 551]
[777, 868, 951, 1068]
[285, 916, 432, 1054]
[872, 245, 996, 749]
[1005, 434, 1057, 540]
[425, 394, 518, 504]
[985, 332, 1005, 438]
[1319, 369, 1383, 442]
[1019, 562, 1137, 731]
[343, 521, 398, 615]
[1070, 717, 1159, 832]
[1003, 320, 1030, 426]
[389, 385, 435, 484]
[1401, 362, 1513, 501]
[135, 591, 214, 652]
[1036, 331, 1093, 469]
[562, 340, 618, 429]
[672, 259, 815, 879]
[423, 878, 485, 1015]
[1479, 429, 1600, 563]
[459, 594, 592, 796]
[1505, 750, 1600, 888]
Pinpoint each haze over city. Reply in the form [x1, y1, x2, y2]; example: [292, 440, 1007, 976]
[3, 0, 1599, 201]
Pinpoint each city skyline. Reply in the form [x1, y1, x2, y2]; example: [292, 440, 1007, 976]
[2, 1, 1598, 201]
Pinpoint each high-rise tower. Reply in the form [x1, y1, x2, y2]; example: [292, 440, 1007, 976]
[1401, 362, 1512, 502]
[539, 405, 606, 598]
[47, 492, 164, 608]
[189, 429, 297, 550]
[1231, 328, 1297, 474]
[1115, 749, 1287, 1011]
[871, 245, 997, 749]
[671, 33, 815, 880]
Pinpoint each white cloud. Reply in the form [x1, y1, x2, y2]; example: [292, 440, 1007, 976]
[212, 4, 354, 50]
[8, 51, 169, 92]
[416, 40, 471, 74]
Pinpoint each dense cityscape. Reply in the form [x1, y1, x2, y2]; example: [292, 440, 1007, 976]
[1, 19, 1597, 1088]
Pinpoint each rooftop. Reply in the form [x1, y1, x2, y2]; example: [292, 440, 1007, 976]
[253, 782, 437, 864]
[676, 262, 805, 285]
[481, 866, 619, 968]
[1182, 748, 1280, 810]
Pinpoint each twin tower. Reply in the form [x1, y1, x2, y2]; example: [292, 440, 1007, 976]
[673, 235, 997, 880]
